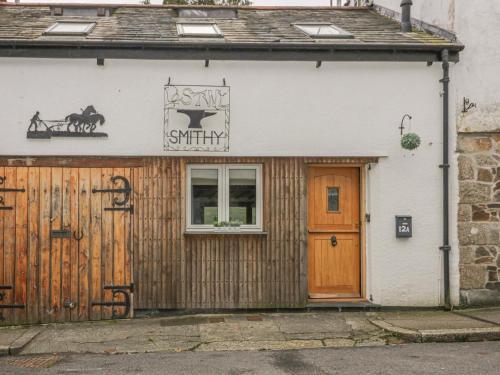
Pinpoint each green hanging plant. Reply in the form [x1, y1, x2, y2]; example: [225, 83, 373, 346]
[401, 132, 421, 150]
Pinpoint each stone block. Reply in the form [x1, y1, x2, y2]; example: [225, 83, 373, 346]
[458, 155, 475, 180]
[460, 246, 475, 264]
[488, 271, 498, 282]
[457, 137, 492, 153]
[475, 256, 495, 264]
[458, 204, 472, 222]
[475, 154, 497, 167]
[475, 246, 491, 257]
[494, 190, 500, 202]
[460, 265, 487, 289]
[460, 289, 500, 306]
[472, 206, 490, 221]
[486, 282, 500, 291]
[458, 223, 500, 245]
[459, 182, 491, 204]
[477, 168, 493, 182]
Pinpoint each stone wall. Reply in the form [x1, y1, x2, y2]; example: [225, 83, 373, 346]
[458, 133, 500, 305]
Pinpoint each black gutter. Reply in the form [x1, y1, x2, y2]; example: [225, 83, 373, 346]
[440, 49, 451, 309]
[0, 40, 463, 62]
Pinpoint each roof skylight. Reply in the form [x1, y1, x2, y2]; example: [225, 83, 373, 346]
[177, 23, 223, 37]
[44, 22, 96, 36]
[294, 23, 353, 39]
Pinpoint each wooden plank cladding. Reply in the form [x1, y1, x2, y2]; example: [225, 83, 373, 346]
[132, 157, 375, 310]
[0, 167, 133, 325]
[0, 156, 376, 321]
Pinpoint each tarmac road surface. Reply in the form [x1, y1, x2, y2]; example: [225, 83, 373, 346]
[1, 341, 500, 374]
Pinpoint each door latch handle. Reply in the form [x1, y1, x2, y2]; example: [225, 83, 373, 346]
[331, 235, 337, 247]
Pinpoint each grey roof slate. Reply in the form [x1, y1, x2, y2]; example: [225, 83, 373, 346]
[0, 4, 460, 49]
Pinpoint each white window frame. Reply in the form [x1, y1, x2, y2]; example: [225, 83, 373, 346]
[293, 23, 353, 39]
[176, 23, 223, 38]
[44, 22, 96, 36]
[186, 164, 263, 232]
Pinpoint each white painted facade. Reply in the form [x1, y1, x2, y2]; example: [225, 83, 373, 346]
[375, 0, 500, 133]
[374, 0, 500, 305]
[0, 57, 456, 306]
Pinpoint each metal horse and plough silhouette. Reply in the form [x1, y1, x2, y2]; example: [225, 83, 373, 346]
[27, 105, 108, 139]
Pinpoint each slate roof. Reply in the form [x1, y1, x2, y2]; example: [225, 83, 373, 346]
[0, 4, 463, 61]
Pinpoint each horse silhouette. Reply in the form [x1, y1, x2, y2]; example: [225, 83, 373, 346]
[84, 113, 106, 133]
[65, 105, 103, 133]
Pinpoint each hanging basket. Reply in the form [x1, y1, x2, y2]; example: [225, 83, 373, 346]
[401, 132, 421, 150]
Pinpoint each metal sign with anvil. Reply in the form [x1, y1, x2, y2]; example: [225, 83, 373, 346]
[164, 84, 230, 152]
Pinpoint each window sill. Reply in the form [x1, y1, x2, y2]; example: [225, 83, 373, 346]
[184, 230, 267, 236]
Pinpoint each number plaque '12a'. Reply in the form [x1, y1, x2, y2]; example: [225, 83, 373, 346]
[164, 84, 230, 152]
[396, 216, 413, 238]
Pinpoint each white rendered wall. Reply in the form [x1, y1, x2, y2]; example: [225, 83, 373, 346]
[0, 58, 451, 306]
[2, 59, 443, 157]
[375, 0, 500, 132]
[374, 0, 500, 306]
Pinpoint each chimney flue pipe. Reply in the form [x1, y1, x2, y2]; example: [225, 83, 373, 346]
[401, 0, 413, 32]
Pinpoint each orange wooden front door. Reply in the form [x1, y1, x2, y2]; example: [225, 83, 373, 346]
[0, 167, 134, 325]
[308, 167, 361, 299]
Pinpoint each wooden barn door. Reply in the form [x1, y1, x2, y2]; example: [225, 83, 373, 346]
[307, 167, 361, 299]
[0, 168, 30, 325]
[0, 167, 134, 325]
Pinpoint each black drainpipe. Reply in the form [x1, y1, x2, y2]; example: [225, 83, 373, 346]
[440, 49, 451, 310]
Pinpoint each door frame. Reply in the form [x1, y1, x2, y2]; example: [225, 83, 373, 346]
[305, 163, 367, 302]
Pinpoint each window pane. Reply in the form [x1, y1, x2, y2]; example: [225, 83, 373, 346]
[318, 25, 341, 36]
[191, 169, 218, 225]
[328, 187, 339, 212]
[180, 24, 220, 35]
[295, 24, 345, 37]
[229, 169, 256, 225]
[48, 22, 94, 34]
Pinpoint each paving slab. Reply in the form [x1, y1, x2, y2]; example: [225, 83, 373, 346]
[345, 315, 382, 334]
[270, 312, 352, 335]
[5, 309, 500, 356]
[0, 329, 25, 355]
[23, 320, 200, 355]
[375, 310, 496, 330]
[199, 322, 244, 342]
[238, 321, 286, 341]
[9, 328, 41, 355]
[0, 327, 41, 356]
[456, 307, 500, 325]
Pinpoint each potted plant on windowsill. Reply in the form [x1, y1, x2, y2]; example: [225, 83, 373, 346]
[213, 220, 243, 232]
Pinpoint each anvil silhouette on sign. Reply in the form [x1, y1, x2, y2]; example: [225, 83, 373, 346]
[177, 109, 217, 129]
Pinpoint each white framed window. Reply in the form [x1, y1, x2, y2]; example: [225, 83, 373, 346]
[44, 22, 96, 36]
[293, 23, 353, 39]
[187, 164, 262, 231]
[177, 23, 223, 37]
